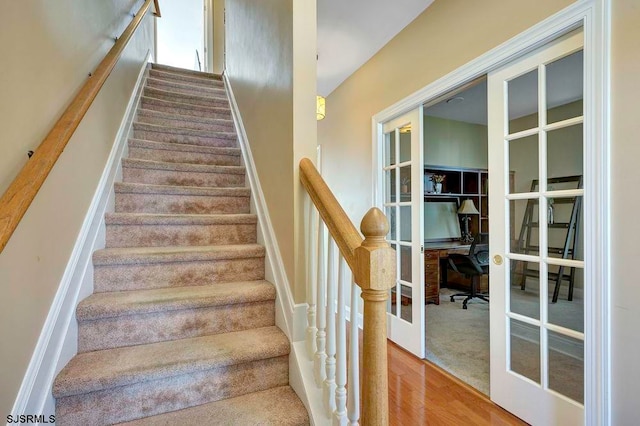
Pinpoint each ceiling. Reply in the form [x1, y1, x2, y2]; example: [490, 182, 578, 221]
[425, 50, 584, 125]
[317, 0, 434, 97]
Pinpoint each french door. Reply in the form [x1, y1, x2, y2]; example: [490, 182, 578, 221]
[380, 108, 425, 358]
[488, 31, 586, 424]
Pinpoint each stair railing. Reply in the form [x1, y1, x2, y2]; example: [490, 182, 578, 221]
[300, 158, 395, 425]
[0, 0, 161, 254]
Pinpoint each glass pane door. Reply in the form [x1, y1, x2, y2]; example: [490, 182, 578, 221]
[488, 30, 585, 425]
[381, 108, 425, 358]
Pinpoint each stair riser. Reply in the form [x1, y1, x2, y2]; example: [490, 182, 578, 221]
[78, 301, 275, 352]
[55, 356, 288, 426]
[148, 69, 224, 87]
[133, 128, 236, 148]
[136, 113, 234, 133]
[151, 64, 222, 80]
[128, 146, 240, 166]
[94, 257, 265, 292]
[115, 193, 250, 215]
[141, 98, 231, 120]
[105, 222, 257, 248]
[144, 88, 229, 109]
[123, 166, 244, 187]
[147, 80, 226, 98]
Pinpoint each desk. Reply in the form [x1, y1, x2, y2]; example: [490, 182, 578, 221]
[424, 241, 471, 305]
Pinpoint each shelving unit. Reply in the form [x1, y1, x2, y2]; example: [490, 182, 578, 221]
[424, 166, 489, 235]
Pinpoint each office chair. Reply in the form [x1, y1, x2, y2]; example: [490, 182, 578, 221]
[448, 233, 490, 309]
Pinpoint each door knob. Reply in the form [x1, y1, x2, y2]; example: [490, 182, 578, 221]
[493, 255, 503, 265]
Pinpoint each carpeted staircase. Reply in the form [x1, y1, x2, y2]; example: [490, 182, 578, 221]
[52, 64, 309, 425]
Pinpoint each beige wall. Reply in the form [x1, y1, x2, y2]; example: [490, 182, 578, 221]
[0, 0, 154, 415]
[212, 0, 225, 74]
[292, 0, 318, 303]
[424, 116, 488, 169]
[224, 0, 296, 295]
[318, 0, 573, 222]
[610, 0, 640, 422]
[225, 0, 317, 303]
[320, 0, 640, 421]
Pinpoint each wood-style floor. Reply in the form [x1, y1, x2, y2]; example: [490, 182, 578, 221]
[387, 341, 527, 425]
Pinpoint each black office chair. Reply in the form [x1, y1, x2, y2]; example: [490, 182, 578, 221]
[448, 233, 490, 309]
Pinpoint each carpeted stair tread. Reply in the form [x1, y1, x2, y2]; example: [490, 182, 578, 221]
[114, 183, 251, 215]
[114, 182, 250, 197]
[122, 158, 244, 174]
[53, 326, 289, 398]
[133, 122, 236, 140]
[148, 69, 225, 88]
[118, 385, 309, 426]
[137, 108, 233, 126]
[105, 212, 256, 225]
[93, 244, 265, 266]
[127, 139, 240, 166]
[151, 63, 222, 80]
[146, 78, 226, 96]
[136, 109, 234, 131]
[141, 96, 231, 118]
[147, 75, 225, 90]
[77, 280, 275, 320]
[128, 139, 240, 156]
[144, 87, 229, 108]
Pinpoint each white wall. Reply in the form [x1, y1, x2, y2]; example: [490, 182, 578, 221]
[157, 0, 204, 70]
[0, 0, 154, 415]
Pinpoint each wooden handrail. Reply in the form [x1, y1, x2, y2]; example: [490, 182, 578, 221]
[153, 0, 161, 17]
[0, 0, 158, 253]
[300, 158, 395, 425]
[299, 158, 363, 271]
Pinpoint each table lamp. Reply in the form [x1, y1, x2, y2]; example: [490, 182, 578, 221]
[458, 199, 480, 244]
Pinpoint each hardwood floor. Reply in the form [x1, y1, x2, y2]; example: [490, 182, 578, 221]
[387, 341, 527, 425]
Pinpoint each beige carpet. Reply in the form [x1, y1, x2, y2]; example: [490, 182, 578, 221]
[426, 286, 583, 403]
[52, 63, 308, 425]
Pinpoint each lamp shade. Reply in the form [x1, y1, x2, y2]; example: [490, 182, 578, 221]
[458, 199, 479, 215]
[316, 96, 326, 120]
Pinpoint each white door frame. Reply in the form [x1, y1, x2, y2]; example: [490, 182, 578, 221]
[382, 108, 426, 358]
[371, 1, 610, 424]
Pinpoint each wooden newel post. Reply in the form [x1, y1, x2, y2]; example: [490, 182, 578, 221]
[355, 207, 396, 426]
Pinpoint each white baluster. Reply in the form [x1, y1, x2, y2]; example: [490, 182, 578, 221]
[333, 256, 349, 425]
[347, 281, 361, 426]
[314, 223, 327, 386]
[324, 239, 338, 414]
[306, 199, 318, 360]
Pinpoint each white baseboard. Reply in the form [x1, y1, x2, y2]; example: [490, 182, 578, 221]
[222, 74, 307, 343]
[10, 52, 151, 420]
[290, 341, 330, 426]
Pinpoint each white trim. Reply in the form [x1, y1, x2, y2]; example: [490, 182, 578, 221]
[290, 341, 330, 426]
[583, 2, 611, 425]
[345, 306, 364, 330]
[370, 1, 609, 424]
[10, 52, 151, 419]
[223, 74, 306, 342]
